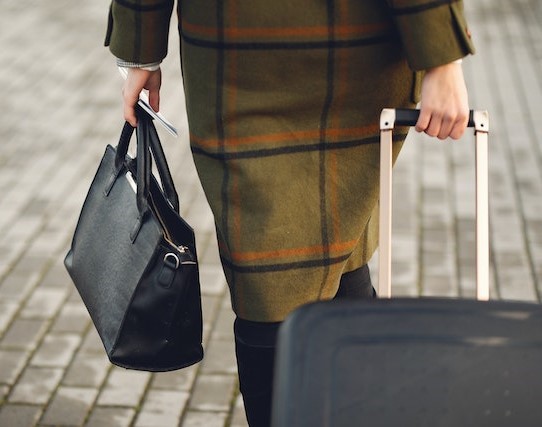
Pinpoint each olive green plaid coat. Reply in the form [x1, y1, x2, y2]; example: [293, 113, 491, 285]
[106, 0, 475, 321]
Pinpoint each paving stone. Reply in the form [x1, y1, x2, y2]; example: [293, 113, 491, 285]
[0, 249, 13, 278]
[62, 353, 110, 388]
[201, 295, 223, 344]
[389, 260, 418, 292]
[0, 243, 26, 276]
[67, 286, 86, 303]
[0, 404, 42, 427]
[229, 394, 249, 427]
[0, 350, 29, 385]
[85, 407, 136, 427]
[9, 367, 63, 405]
[212, 299, 236, 338]
[1, 217, 43, 249]
[38, 260, 72, 290]
[20, 287, 68, 319]
[0, 270, 40, 302]
[180, 410, 228, 427]
[0, 301, 18, 337]
[200, 338, 237, 376]
[421, 251, 455, 277]
[40, 386, 97, 426]
[31, 333, 81, 368]
[50, 301, 90, 334]
[0, 318, 48, 352]
[151, 364, 198, 391]
[0, 385, 8, 402]
[199, 265, 227, 296]
[498, 269, 538, 301]
[421, 275, 458, 297]
[184, 196, 215, 231]
[198, 235, 223, 266]
[133, 390, 189, 427]
[10, 248, 52, 279]
[78, 327, 105, 355]
[188, 374, 237, 412]
[97, 367, 151, 407]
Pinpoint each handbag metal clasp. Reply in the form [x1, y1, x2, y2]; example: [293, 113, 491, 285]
[164, 253, 180, 270]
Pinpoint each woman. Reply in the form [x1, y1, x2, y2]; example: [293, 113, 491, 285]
[106, 0, 475, 425]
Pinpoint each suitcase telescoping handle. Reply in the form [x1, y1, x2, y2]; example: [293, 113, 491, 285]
[393, 108, 476, 128]
[379, 108, 490, 301]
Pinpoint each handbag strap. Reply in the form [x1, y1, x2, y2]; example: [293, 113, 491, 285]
[135, 114, 152, 216]
[147, 116, 180, 212]
[114, 108, 181, 214]
[115, 122, 134, 170]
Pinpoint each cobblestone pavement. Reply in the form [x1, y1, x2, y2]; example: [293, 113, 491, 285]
[1, 0, 541, 426]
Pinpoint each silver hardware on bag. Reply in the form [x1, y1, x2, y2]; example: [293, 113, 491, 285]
[166, 248, 197, 266]
[164, 253, 181, 270]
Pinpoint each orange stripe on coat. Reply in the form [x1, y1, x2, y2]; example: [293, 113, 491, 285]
[224, 239, 359, 263]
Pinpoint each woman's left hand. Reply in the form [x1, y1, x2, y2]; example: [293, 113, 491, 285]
[122, 67, 162, 127]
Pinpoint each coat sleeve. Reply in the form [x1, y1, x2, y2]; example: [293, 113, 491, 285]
[104, 0, 174, 64]
[386, 0, 475, 71]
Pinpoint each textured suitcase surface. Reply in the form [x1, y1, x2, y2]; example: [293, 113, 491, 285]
[273, 298, 542, 427]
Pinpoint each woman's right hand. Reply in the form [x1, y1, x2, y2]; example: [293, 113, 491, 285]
[415, 61, 469, 140]
[122, 67, 162, 126]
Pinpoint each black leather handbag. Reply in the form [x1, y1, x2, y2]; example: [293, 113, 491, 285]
[64, 110, 203, 371]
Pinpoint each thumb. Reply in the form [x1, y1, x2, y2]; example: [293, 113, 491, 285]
[123, 80, 141, 127]
[148, 87, 160, 113]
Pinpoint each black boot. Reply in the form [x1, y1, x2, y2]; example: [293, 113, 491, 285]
[234, 318, 281, 427]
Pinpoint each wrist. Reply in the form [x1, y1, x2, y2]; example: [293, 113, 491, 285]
[426, 59, 464, 75]
[116, 58, 161, 72]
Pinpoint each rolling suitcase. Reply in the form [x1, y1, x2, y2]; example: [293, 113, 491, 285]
[272, 109, 542, 427]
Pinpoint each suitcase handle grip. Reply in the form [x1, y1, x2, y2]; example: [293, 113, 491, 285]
[394, 108, 475, 128]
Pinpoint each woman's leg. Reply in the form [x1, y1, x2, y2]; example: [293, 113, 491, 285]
[234, 264, 375, 426]
[234, 318, 281, 427]
[334, 264, 377, 299]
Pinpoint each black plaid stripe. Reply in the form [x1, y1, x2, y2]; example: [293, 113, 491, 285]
[114, 0, 171, 12]
[191, 133, 409, 161]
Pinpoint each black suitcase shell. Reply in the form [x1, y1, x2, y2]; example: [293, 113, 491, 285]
[272, 298, 542, 427]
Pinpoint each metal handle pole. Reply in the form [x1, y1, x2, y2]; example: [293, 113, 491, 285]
[473, 110, 490, 301]
[378, 109, 489, 300]
[379, 109, 395, 298]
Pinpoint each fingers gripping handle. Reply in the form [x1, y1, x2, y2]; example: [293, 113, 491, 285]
[378, 109, 489, 300]
[380, 108, 488, 131]
[391, 108, 476, 128]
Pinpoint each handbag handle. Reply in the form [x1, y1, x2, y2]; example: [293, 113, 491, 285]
[135, 115, 152, 216]
[147, 117, 180, 212]
[115, 108, 180, 213]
